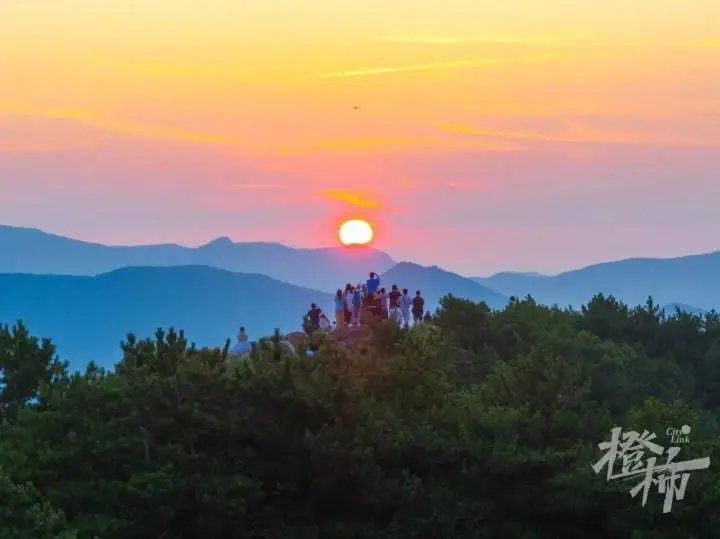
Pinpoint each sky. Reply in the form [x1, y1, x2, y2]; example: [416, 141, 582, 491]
[1, 0, 719, 276]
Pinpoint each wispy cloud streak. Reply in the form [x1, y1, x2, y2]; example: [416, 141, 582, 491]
[306, 55, 562, 79]
[376, 36, 561, 46]
[323, 190, 380, 208]
[438, 122, 713, 147]
[228, 184, 283, 189]
[0, 105, 245, 147]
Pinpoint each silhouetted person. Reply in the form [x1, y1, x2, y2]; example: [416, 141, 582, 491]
[377, 287, 388, 318]
[388, 285, 401, 320]
[423, 311, 432, 323]
[412, 291, 425, 324]
[366, 291, 378, 318]
[306, 303, 321, 333]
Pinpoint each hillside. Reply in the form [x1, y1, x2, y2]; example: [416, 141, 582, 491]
[2, 291, 719, 538]
[473, 251, 720, 310]
[382, 262, 507, 309]
[0, 265, 333, 367]
[0, 225, 395, 293]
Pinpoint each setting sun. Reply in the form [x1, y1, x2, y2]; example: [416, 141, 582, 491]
[338, 219, 373, 246]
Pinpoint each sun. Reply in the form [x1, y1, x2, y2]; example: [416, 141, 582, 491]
[338, 219, 374, 246]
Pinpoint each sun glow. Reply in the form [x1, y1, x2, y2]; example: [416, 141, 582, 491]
[338, 219, 373, 246]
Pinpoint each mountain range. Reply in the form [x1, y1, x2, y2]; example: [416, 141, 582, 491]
[0, 225, 393, 293]
[0, 225, 716, 367]
[473, 251, 720, 311]
[0, 266, 333, 367]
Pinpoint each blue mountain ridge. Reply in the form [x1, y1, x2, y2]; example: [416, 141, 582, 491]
[0, 225, 394, 293]
[473, 251, 720, 311]
[0, 262, 507, 369]
[1, 225, 715, 368]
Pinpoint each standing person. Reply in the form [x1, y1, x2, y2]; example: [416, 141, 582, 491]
[366, 272, 380, 294]
[344, 285, 353, 325]
[305, 303, 321, 333]
[334, 289, 346, 329]
[229, 326, 252, 356]
[412, 290, 425, 324]
[378, 287, 389, 318]
[366, 292, 378, 318]
[388, 285, 401, 320]
[399, 288, 412, 327]
[319, 309, 332, 331]
[374, 291, 383, 319]
[351, 286, 363, 326]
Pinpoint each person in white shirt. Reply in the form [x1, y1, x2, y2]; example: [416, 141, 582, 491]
[399, 288, 412, 327]
[229, 326, 252, 356]
[319, 310, 332, 331]
[390, 306, 403, 326]
[345, 287, 355, 324]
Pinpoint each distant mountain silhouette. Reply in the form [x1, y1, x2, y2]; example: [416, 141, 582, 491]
[0, 266, 333, 368]
[491, 271, 546, 278]
[0, 226, 394, 293]
[473, 251, 720, 310]
[381, 262, 507, 310]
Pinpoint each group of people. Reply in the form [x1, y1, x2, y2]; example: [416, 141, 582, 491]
[230, 272, 428, 357]
[304, 271, 428, 333]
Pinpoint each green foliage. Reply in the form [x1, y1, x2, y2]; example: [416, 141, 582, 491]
[0, 321, 68, 424]
[1, 293, 720, 538]
[0, 467, 78, 538]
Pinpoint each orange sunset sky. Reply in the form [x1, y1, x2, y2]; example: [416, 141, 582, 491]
[1, 0, 719, 275]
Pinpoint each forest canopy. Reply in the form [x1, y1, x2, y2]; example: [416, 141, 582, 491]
[0, 293, 718, 539]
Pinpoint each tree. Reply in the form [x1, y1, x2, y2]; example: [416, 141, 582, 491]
[0, 321, 68, 424]
[1, 293, 720, 538]
[0, 467, 78, 539]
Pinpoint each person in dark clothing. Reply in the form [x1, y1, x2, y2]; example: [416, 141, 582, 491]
[388, 285, 401, 320]
[365, 291, 377, 318]
[412, 290, 425, 324]
[374, 292, 384, 319]
[306, 303, 321, 333]
[344, 285, 353, 325]
[388, 285, 400, 307]
[378, 287, 388, 318]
